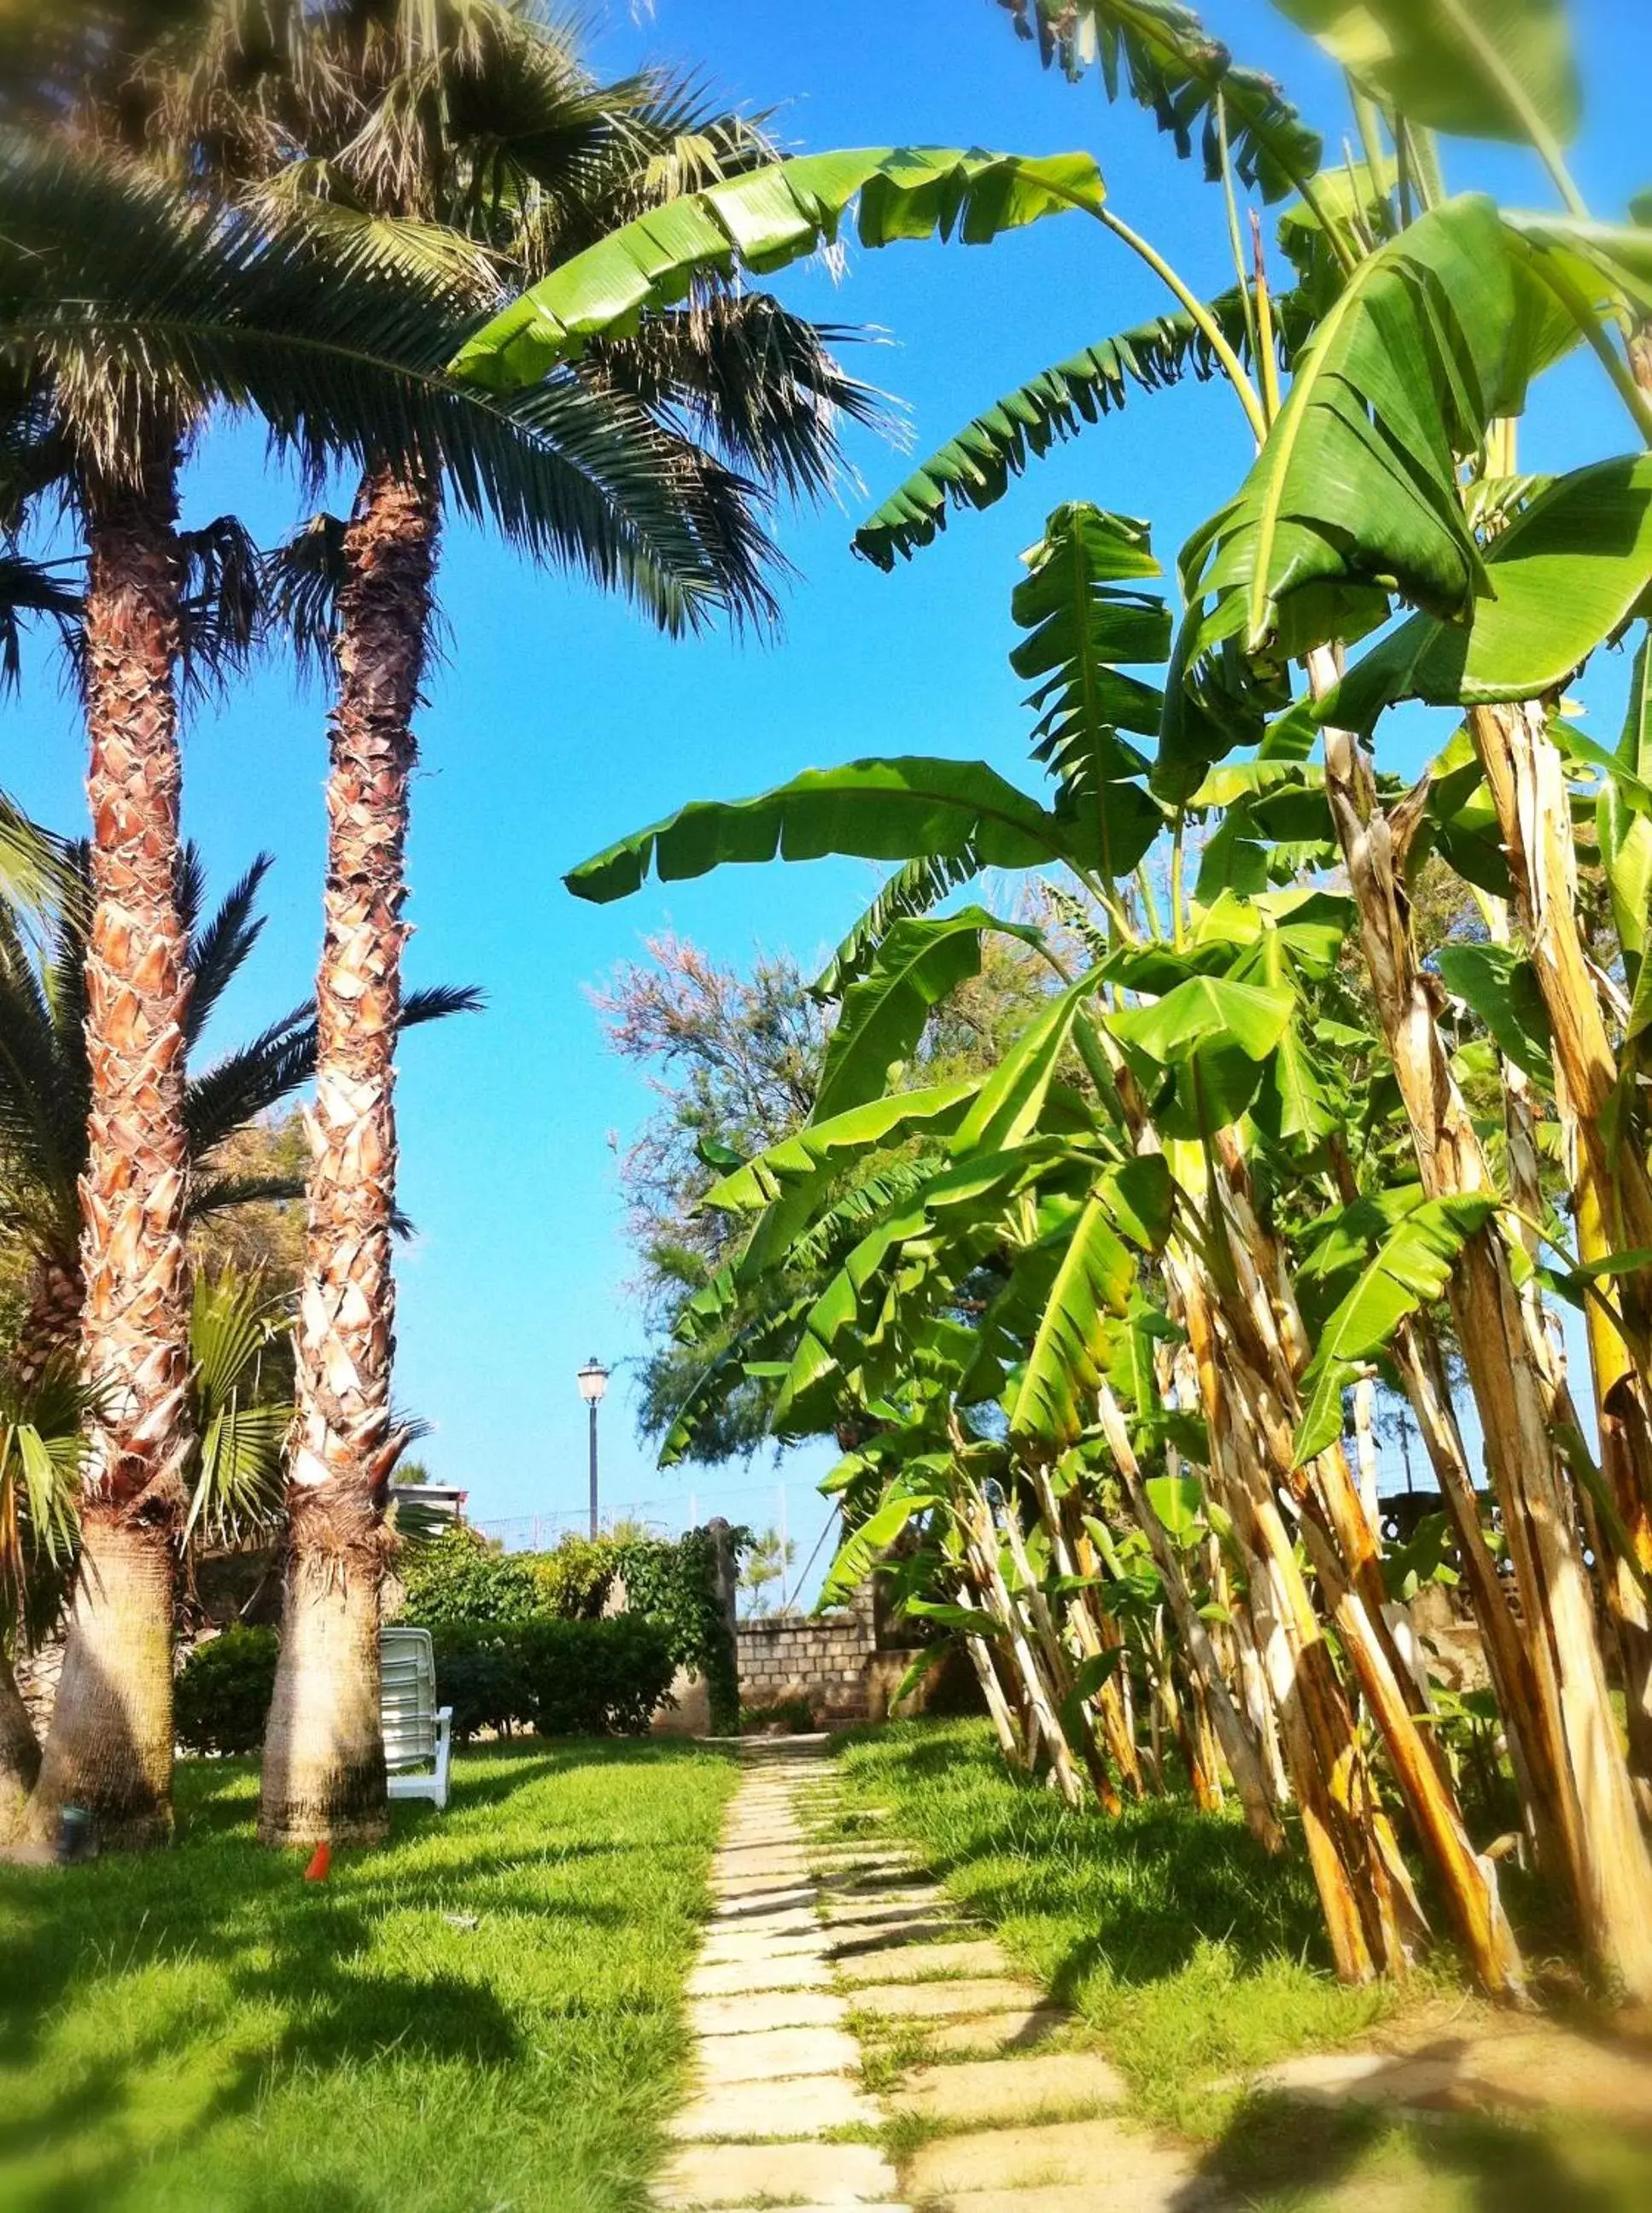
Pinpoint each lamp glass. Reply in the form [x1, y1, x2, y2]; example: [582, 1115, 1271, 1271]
[576, 1357, 609, 1405]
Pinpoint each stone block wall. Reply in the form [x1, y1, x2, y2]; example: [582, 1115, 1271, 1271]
[738, 1584, 870, 1721]
[734, 1585, 930, 1724]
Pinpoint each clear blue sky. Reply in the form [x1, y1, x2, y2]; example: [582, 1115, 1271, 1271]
[7, 2, 1649, 1584]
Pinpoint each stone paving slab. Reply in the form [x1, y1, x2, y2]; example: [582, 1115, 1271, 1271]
[826, 1921, 977, 1960]
[820, 1890, 953, 1924]
[655, 2140, 900, 2209]
[668, 2073, 884, 2141]
[694, 2024, 863, 2086]
[702, 1927, 833, 1964]
[904, 2117, 1217, 2207]
[919, 2010, 1070, 2057]
[688, 1954, 834, 1998]
[712, 1886, 818, 1920]
[692, 1989, 849, 2035]
[838, 1938, 1011, 1986]
[848, 1977, 1048, 2022]
[715, 1856, 819, 1883]
[886, 2051, 1128, 2125]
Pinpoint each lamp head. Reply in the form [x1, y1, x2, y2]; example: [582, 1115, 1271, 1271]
[576, 1356, 610, 1405]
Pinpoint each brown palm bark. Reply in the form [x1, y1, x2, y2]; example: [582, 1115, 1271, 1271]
[30, 440, 193, 1852]
[10, 1259, 86, 1393]
[1, 1654, 40, 1842]
[1315, 653, 1652, 2000]
[260, 466, 438, 1848]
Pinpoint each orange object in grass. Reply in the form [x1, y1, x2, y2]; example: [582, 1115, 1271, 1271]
[302, 1842, 331, 1882]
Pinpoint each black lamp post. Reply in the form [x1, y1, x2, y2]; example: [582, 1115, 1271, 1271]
[576, 1356, 609, 1538]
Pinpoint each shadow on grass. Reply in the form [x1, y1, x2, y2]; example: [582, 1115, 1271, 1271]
[842, 1723, 1332, 2000]
[0, 1734, 731, 2210]
[1186, 2070, 1652, 2212]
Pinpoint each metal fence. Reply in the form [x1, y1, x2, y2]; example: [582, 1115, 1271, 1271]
[471, 1479, 825, 1555]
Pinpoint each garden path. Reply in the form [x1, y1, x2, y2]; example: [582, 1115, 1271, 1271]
[655, 1738, 1217, 2211]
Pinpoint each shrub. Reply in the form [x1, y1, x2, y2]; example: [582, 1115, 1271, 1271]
[432, 1615, 674, 1742]
[399, 1526, 539, 1627]
[614, 1527, 747, 1734]
[175, 1626, 278, 1756]
[521, 1533, 621, 1619]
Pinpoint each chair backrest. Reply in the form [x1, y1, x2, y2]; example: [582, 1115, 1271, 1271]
[381, 1626, 437, 1769]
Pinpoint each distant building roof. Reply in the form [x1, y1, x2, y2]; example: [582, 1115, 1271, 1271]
[392, 1481, 469, 1522]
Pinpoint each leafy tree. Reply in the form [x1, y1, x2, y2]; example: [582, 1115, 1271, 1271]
[0, 844, 474, 1386]
[738, 1527, 796, 1619]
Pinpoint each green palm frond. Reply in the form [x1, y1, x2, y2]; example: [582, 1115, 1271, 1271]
[185, 1006, 315, 1159]
[593, 292, 887, 512]
[0, 133, 770, 625]
[187, 850, 273, 1043]
[0, 550, 80, 690]
[183, 1268, 291, 1547]
[187, 1171, 305, 1222]
[0, 1362, 90, 1645]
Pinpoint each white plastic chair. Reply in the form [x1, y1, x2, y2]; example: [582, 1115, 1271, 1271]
[381, 1626, 453, 1809]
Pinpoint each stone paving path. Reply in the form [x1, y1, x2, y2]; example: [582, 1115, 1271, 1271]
[655, 1737, 1217, 2212]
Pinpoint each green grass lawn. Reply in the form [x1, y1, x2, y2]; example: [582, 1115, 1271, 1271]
[832, 1719, 1652, 2210]
[0, 1740, 738, 2213]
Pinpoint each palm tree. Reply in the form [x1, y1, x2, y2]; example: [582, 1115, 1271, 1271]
[0, 1264, 298, 1838]
[0, 1365, 82, 1840]
[0, 86, 765, 1844]
[166, 0, 883, 1847]
[0, 841, 477, 1388]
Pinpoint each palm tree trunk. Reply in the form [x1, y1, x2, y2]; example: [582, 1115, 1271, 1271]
[1, 1651, 40, 1842]
[31, 441, 192, 1852]
[260, 466, 438, 1848]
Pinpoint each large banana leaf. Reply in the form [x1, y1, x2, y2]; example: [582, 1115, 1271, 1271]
[853, 302, 1245, 569]
[1436, 942, 1553, 1086]
[564, 758, 1110, 902]
[1107, 973, 1295, 1066]
[810, 852, 983, 1000]
[1272, 0, 1579, 149]
[1193, 196, 1577, 661]
[1013, 505, 1170, 867]
[952, 972, 1103, 1155]
[1322, 457, 1652, 727]
[702, 1078, 979, 1214]
[1503, 213, 1652, 318]
[1293, 1193, 1496, 1463]
[452, 147, 1104, 388]
[998, 0, 1323, 202]
[821, 1485, 943, 1608]
[814, 909, 1037, 1122]
[1009, 1189, 1135, 1452]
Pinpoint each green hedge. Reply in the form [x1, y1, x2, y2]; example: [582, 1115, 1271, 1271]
[397, 1527, 543, 1626]
[176, 1626, 278, 1756]
[173, 1617, 674, 1755]
[398, 1524, 745, 1731]
[433, 1616, 675, 1743]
